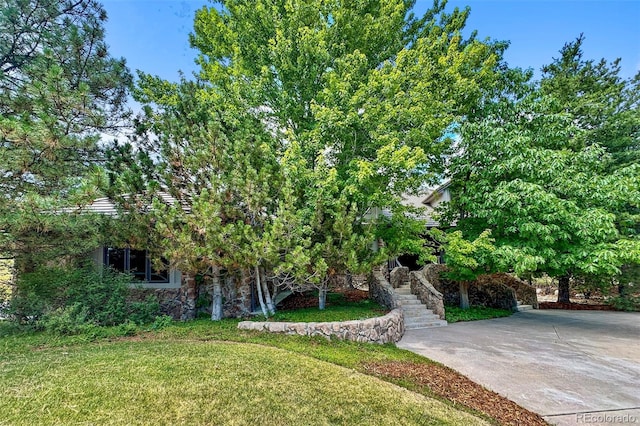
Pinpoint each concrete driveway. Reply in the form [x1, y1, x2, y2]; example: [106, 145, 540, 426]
[398, 310, 640, 426]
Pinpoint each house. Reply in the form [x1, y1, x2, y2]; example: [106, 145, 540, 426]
[392, 181, 451, 269]
[80, 195, 254, 320]
[419, 179, 451, 228]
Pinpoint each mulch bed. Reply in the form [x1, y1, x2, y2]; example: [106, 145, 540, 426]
[363, 361, 549, 426]
[277, 289, 370, 310]
[538, 302, 616, 311]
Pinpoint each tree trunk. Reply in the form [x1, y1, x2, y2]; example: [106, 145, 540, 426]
[459, 281, 470, 309]
[557, 275, 571, 303]
[210, 266, 223, 321]
[254, 265, 269, 317]
[318, 283, 328, 310]
[260, 267, 276, 315]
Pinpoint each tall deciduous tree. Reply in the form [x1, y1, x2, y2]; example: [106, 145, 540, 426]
[122, 0, 506, 315]
[0, 0, 132, 267]
[186, 0, 505, 309]
[442, 38, 640, 303]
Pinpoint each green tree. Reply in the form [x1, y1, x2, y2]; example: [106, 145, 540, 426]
[441, 39, 640, 303]
[433, 229, 495, 309]
[0, 0, 132, 267]
[185, 0, 506, 309]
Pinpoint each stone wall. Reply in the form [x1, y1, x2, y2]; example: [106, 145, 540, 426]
[410, 269, 445, 319]
[197, 270, 253, 318]
[237, 308, 405, 344]
[476, 273, 538, 308]
[368, 268, 398, 310]
[390, 266, 409, 289]
[128, 269, 254, 321]
[180, 274, 198, 320]
[128, 288, 184, 320]
[422, 264, 519, 311]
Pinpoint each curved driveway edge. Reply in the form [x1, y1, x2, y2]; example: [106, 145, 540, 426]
[397, 310, 640, 426]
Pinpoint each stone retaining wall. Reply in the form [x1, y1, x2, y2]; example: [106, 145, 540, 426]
[368, 268, 398, 310]
[423, 264, 521, 311]
[238, 308, 405, 344]
[390, 266, 409, 289]
[477, 273, 538, 308]
[410, 269, 446, 319]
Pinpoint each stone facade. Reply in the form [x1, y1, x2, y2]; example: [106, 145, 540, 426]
[128, 288, 184, 319]
[197, 271, 253, 318]
[368, 268, 398, 310]
[128, 269, 254, 321]
[238, 308, 405, 344]
[410, 269, 446, 319]
[180, 274, 198, 320]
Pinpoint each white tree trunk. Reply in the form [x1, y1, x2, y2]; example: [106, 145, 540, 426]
[260, 267, 276, 315]
[211, 266, 223, 321]
[255, 265, 269, 317]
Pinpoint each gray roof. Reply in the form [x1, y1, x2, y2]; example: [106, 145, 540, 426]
[64, 192, 187, 216]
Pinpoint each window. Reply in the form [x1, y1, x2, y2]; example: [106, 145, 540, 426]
[103, 248, 169, 283]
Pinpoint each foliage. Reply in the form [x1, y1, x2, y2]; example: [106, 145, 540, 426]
[119, 0, 507, 313]
[434, 229, 496, 283]
[8, 266, 159, 330]
[609, 295, 640, 312]
[441, 37, 640, 302]
[444, 305, 513, 323]
[0, 259, 12, 312]
[0, 0, 132, 267]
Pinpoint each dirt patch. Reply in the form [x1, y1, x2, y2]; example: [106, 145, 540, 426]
[538, 302, 616, 311]
[363, 361, 548, 426]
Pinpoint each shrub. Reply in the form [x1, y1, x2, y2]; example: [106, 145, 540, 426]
[609, 295, 640, 312]
[9, 265, 160, 332]
[38, 303, 99, 335]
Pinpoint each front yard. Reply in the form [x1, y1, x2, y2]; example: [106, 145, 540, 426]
[0, 319, 548, 425]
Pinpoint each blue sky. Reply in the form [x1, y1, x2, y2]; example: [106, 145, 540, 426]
[101, 0, 640, 83]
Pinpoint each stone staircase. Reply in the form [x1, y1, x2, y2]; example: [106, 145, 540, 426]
[395, 281, 447, 330]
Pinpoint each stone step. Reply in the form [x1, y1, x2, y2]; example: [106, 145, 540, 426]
[394, 287, 412, 295]
[516, 304, 533, 312]
[404, 313, 440, 322]
[404, 319, 448, 330]
[401, 304, 435, 313]
[396, 299, 422, 306]
[396, 294, 420, 304]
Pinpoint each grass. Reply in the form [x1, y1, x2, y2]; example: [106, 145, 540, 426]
[0, 320, 493, 425]
[444, 306, 514, 323]
[255, 299, 387, 322]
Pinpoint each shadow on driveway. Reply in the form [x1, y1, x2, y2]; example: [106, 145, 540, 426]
[398, 310, 640, 425]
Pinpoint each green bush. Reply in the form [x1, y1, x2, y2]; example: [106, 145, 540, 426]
[38, 303, 98, 335]
[445, 305, 513, 323]
[8, 265, 160, 332]
[609, 295, 640, 312]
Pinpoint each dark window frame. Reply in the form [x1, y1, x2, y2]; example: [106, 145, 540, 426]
[103, 247, 170, 283]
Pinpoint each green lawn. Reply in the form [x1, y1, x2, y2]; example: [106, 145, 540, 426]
[256, 300, 388, 322]
[0, 320, 492, 425]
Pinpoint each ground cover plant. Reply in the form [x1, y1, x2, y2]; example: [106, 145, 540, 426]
[257, 290, 388, 322]
[444, 306, 514, 323]
[0, 320, 548, 425]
